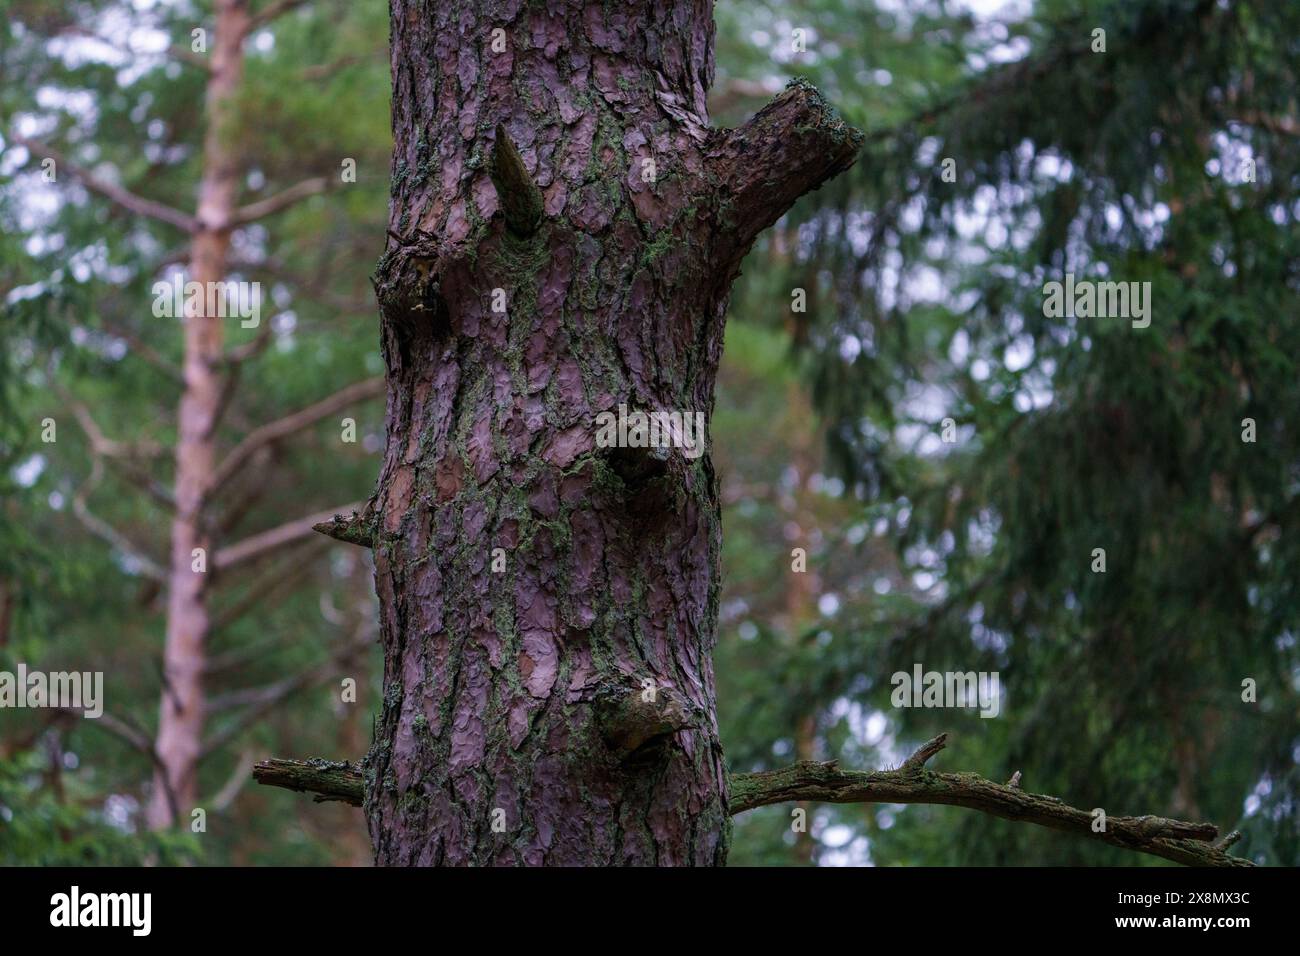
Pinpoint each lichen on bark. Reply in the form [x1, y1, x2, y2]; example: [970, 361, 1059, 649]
[364, 0, 861, 865]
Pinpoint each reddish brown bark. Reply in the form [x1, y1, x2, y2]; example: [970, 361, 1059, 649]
[147, 0, 250, 830]
[364, 0, 861, 864]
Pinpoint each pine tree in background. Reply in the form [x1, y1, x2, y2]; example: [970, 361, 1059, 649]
[1, 0, 1293, 866]
[1, 0, 389, 861]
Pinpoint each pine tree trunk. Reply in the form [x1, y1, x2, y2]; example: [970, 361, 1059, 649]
[147, 0, 248, 830]
[366, 0, 861, 865]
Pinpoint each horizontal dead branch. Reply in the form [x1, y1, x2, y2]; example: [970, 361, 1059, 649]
[214, 501, 365, 570]
[251, 732, 1252, 867]
[253, 758, 364, 805]
[730, 733, 1253, 868]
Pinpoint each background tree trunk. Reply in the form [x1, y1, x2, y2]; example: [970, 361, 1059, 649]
[147, 0, 249, 830]
[366, 0, 860, 864]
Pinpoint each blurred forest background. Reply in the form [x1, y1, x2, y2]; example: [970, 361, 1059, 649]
[1, 0, 1297, 865]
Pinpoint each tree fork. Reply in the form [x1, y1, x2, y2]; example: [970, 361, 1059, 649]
[253, 733, 1253, 867]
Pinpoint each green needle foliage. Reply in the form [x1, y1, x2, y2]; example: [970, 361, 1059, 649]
[1, 0, 1294, 866]
[714, 0, 1298, 865]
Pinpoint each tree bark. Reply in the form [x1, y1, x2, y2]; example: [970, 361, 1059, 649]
[147, 0, 250, 830]
[364, 0, 860, 864]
